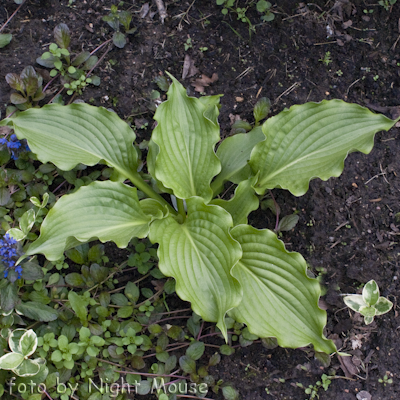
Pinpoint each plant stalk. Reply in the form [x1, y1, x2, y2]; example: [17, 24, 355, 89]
[127, 171, 176, 214]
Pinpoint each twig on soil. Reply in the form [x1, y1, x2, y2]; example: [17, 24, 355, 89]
[334, 220, 350, 232]
[0, 0, 26, 34]
[274, 82, 300, 104]
[154, 0, 168, 24]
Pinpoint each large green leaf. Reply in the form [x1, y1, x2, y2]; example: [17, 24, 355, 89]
[211, 177, 259, 225]
[250, 100, 396, 196]
[229, 225, 336, 354]
[1, 103, 138, 180]
[149, 197, 242, 339]
[151, 74, 221, 202]
[27, 181, 152, 260]
[211, 126, 265, 194]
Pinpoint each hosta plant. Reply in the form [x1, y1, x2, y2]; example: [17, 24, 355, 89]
[1, 74, 397, 355]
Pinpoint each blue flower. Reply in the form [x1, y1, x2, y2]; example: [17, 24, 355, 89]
[0, 133, 29, 161]
[0, 233, 22, 279]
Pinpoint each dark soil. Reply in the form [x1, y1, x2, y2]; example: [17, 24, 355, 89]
[1, 0, 400, 399]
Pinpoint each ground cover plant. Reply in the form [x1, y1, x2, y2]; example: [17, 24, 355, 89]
[1, 1, 400, 399]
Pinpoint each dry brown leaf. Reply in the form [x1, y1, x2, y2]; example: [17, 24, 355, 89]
[182, 54, 199, 80]
[191, 73, 218, 92]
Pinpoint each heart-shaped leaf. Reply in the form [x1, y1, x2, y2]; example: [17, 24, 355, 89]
[152, 74, 221, 202]
[150, 197, 242, 340]
[1, 103, 138, 181]
[229, 225, 336, 354]
[212, 126, 265, 194]
[250, 100, 396, 196]
[211, 177, 259, 225]
[27, 181, 152, 261]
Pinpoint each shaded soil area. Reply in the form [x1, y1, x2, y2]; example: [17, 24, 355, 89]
[1, 0, 400, 399]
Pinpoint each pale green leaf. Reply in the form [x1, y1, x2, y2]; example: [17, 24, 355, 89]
[362, 280, 379, 306]
[0, 352, 24, 370]
[277, 214, 299, 232]
[7, 228, 26, 241]
[211, 177, 259, 225]
[343, 295, 366, 313]
[19, 330, 38, 357]
[374, 297, 393, 315]
[212, 127, 265, 194]
[139, 198, 169, 220]
[26, 181, 152, 260]
[150, 197, 242, 340]
[0, 34, 12, 49]
[1, 103, 138, 181]
[250, 100, 396, 196]
[152, 74, 221, 202]
[12, 359, 40, 377]
[229, 225, 337, 354]
[19, 209, 35, 235]
[359, 305, 376, 318]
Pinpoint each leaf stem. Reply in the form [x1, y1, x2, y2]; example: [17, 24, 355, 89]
[127, 171, 176, 215]
[176, 198, 186, 218]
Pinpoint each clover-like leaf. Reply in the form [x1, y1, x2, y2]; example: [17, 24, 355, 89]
[343, 294, 366, 313]
[0, 352, 24, 370]
[229, 225, 337, 354]
[374, 297, 393, 316]
[250, 100, 396, 196]
[26, 181, 152, 261]
[362, 280, 379, 306]
[152, 74, 221, 202]
[12, 359, 40, 377]
[19, 330, 38, 357]
[150, 197, 242, 340]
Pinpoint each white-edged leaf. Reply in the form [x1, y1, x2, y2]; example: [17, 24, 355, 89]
[9, 329, 26, 354]
[149, 197, 242, 340]
[0, 352, 24, 370]
[7, 228, 26, 241]
[374, 297, 393, 315]
[250, 100, 396, 196]
[19, 330, 38, 357]
[211, 177, 259, 225]
[27, 181, 152, 260]
[1, 103, 138, 181]
[12, 359, 41, 377]
[364, 315, 374, 325]
[152, 74, 221, 202]
[362, 280, 379, 306]
[343, 294, 366, 313]
[229, 225, 337, 354]
[212, 127, 265, 194]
